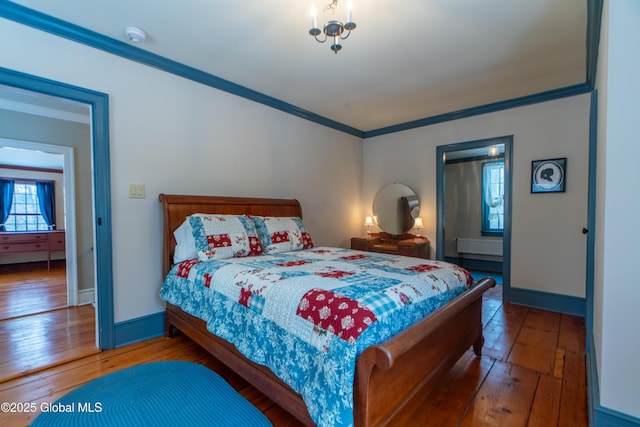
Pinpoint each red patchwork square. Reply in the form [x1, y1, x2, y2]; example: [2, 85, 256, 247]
[271, 231, 290, 243]
[239, 288, 252, 307]
[207, 233, 232, 248]
[177, 259, 198, 278]
[297, 289, 376, 343]
[406, 264, 441, 273]
[248, 236, 264, 256]
[301, 232, 314, 249]
[203, 273, 213, 288]
[340, 254, 368, 261]
[315, 270, 356, 279]
[276, 260, 311, 267]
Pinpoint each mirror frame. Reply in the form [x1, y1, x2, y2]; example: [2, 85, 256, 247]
[372, 183, 419, 235]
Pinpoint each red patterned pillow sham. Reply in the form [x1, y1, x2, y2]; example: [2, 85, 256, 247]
[188, 214, 264, 261]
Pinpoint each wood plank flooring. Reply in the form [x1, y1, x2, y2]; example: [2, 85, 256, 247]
[0, 261, 67, 319]
[0, 305, 98, 383]
[0, 284, 588, 426]
[0, 262, 98, 383]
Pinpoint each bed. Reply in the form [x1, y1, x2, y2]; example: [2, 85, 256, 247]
[159, 194, 495, 427]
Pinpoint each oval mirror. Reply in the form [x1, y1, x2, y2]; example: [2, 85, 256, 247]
[372, 183, 420, 235]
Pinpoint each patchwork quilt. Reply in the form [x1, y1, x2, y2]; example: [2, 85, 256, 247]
[160, 247, 473, 427]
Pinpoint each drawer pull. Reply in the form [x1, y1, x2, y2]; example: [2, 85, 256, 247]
[2, 246, 9, 250]
[34, 244, 42, 248]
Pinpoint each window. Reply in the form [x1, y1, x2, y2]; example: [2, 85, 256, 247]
[5, 182, 49, 232]
[482, 161, 504, 235]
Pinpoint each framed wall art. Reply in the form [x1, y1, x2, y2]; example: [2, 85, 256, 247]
[531, 158, 566, 193]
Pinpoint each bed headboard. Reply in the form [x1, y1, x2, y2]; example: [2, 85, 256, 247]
[159, 194, 303, 277]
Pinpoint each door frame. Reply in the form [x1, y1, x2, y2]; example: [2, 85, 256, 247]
[436, 135, 513, 300]
[0, 66, 114, 349]
[585, 90, 597, 335]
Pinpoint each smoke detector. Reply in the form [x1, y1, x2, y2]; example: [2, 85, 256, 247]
[125, 26, 146, 43]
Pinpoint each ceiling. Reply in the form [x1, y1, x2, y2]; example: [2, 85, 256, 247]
[0, 83, 90, 124]
[0, 84, 86, 169]
[0, 145, 64, 169]
[3, 0, 588, 133]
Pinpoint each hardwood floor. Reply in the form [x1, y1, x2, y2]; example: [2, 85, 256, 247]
[0, 262, 98, 384]
[0, 285, 587, 427]
[0, 261, 67, 319]
[0, 305, 98, 383]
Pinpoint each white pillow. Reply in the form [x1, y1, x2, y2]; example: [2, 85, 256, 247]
[173, 219, 197, 264]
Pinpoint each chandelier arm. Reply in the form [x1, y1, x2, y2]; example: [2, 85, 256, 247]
[307, 0, 356, 54]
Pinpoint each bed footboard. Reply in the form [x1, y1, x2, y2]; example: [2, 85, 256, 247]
[354, 277, 495, 426]
[166, 277, 494, 427]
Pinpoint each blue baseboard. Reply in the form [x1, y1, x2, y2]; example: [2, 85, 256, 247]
[444, 256, 502, 273]
[114, 312, 165, 348]
[509, 287, 585, 317]
[587, 333, 640, 426]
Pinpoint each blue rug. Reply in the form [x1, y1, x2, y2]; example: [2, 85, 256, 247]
[31, 361, 272, 427]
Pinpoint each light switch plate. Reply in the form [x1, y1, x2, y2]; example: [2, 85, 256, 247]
[128, 184, 145, 198]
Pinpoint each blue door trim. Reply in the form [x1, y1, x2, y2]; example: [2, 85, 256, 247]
[586, 91, 598, 334]
[587, 0, 604, 88]
[0, 67, 115, 349]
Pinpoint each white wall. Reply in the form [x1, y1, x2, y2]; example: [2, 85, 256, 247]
[594, 0, 640, 418]
[0, 18, 363, 323]
[364, 94, 590, 298]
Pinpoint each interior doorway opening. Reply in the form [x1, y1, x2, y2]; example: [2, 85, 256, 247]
[0, 68, 113, 349]
[436, 135, 513, 300]
[0, 138, 79, 312]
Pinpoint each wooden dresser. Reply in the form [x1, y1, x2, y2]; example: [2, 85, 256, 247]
[0, 230, 66, 270]
[351, 232, 430, 259]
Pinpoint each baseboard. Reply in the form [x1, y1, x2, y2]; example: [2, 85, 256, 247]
[114, 312, 165, 348]
[587, 333, 640, 426]
[595, 407, 640, 426]
[509, 287, 585, 316]
[77, 288, 95, 305]
[444, 256, 502, 273]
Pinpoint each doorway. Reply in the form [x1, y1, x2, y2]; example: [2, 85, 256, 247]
[0, 127, 99, 382]
[436, 136, 513, 300]
[0, 139, 79, 313]
[0, 68, 114, 349]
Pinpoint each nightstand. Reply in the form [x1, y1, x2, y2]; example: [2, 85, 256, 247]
[351, 232, 430, 259]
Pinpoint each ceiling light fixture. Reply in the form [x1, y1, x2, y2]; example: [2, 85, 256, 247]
[309, 0, 356, 54]
[125, 26, 146, 43]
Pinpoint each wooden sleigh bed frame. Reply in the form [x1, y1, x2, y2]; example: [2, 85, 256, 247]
[159, 194, 495, 427]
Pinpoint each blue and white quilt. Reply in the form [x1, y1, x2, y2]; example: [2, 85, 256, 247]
[160, 247, 473, 427]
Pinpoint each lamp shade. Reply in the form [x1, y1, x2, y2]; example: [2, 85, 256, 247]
[414, 217, 424, 228]
[364, 216, 374, 226]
